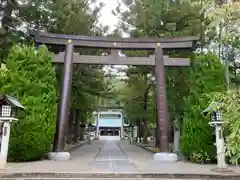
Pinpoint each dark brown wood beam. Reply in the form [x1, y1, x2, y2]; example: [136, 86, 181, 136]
[34, 32, 198, 50]
[155, 45, 169, 152]
[53, 53, 190, 66]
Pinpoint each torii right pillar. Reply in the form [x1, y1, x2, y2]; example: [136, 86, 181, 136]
[154, 43, 178, 161]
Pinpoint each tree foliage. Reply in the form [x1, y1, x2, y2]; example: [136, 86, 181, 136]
[0, 0, 53, 60]
[0, 45, 57, 161]
[47, 0, 108, 125]
[115, 0, 203, 146]
[208, 91, 240, 164]
[181, 53, 226, 163]
[114, 0, 204, 37]
[115, 2, 240, 163]
[1, 0, 111, 151]
[0, 0, 239, 163]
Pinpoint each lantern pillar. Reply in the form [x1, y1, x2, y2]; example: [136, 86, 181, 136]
[121, 114, 124, 139]
[0, 120, 10, 168]
[209, 111, 227, 169]
[0, 117, 18, 169]
[87, 124, 92, 145]
[128, 124, 133, 144]
[96, 112, 100, 140]
[215, 124, 226, 169]
[0, 94, 25, 168]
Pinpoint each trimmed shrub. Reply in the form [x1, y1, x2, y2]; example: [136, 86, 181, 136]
[0, 45, 57, 162]
[180, 53, 226, 163]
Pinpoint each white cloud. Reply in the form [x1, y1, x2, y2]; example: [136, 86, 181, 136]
[96, 0, 129, 77]
[98, 0, 119, 32]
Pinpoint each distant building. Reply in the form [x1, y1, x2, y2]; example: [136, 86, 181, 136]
[94, 109, 124, 140]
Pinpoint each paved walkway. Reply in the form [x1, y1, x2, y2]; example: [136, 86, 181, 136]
[0, 140, 239, 178]
[91, 141, 138, 172]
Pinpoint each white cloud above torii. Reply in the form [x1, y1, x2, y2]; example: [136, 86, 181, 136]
[98, 0, 120, 32]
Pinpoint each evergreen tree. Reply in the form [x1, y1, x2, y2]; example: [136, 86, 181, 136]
[0, 45, 57, 161]
[180, 53, 226, 163]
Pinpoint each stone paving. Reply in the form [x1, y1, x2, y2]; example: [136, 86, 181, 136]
[91, 141, 138, 172]
[0, 140, 239, 179]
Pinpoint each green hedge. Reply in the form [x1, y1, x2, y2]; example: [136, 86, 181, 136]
[180, 53, 226, 163]
[0, 45, 57, 162]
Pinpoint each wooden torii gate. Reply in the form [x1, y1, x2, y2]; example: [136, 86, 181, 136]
[34, 32, 198, 159]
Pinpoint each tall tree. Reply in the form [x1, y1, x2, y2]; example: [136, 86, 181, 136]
[114, 0, 202, 148]
[0, 0, 53, 60]
[47, 0, 112, 143]
[0, 45, 58, 162]
[181, 53, 226, 163]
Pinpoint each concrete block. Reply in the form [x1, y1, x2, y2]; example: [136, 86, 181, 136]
[48, 152, 70, 161]
[153, 152, 178, 162]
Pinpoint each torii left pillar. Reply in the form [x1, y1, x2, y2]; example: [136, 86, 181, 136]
[153, 43, 178, 162]
[48, 40, 74, 161]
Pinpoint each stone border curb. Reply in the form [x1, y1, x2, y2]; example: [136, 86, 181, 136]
[64, 141, 87, 152]
[134, 144, 240, 179]
[0, 172, 239, 179]
[135, 143, 156, 154]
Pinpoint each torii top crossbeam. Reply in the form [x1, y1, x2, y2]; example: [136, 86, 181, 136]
[33, 32, 198, 50]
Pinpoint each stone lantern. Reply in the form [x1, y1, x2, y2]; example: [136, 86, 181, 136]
[128, 124, 134, 144]
[87, 123, 94, 144]
[203, 101, 227, 169]
[0, 94, 24, 168]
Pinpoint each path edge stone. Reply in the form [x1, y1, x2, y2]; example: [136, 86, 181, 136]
[135, 143, 157, 154]
[0, 172, 240, 179]
[65, 140, 87, 152]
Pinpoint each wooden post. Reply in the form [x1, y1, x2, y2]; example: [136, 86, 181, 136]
[53, 41, 74, 152]
[155, 44, 169, 152]
[66, 108, 74, 144]
[155, 107, 160, 148]
[73, 109, 80, 143]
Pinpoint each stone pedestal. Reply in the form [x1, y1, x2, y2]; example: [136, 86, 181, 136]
[0, 159, 6, 169]
[0, 120, 13, 169]
[48, 152, 70, 161]
[153, 152, 178, 162]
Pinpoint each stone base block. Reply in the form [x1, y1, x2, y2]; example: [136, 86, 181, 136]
[153, 152, 178, 162]
[0, 160, 6, 169]
[48, 152, 70, 161]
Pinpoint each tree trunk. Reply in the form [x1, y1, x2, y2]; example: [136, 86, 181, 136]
[73, 109, 80, 143]
[63, 105, 68, 144]
[136, 120, 140, 143]
[143, 120, 148, 144]
[79, 111, 85, 141]
[66, 108, 74, 144]
[79, 127, 85, 140]
[138, 120, 142, 143]
[142, 81, 151, 144]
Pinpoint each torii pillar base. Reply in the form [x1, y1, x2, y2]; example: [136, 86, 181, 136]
[153, 152, 178, 162]
[0, 159, 6, 169]
[48, 152, 70, 161]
